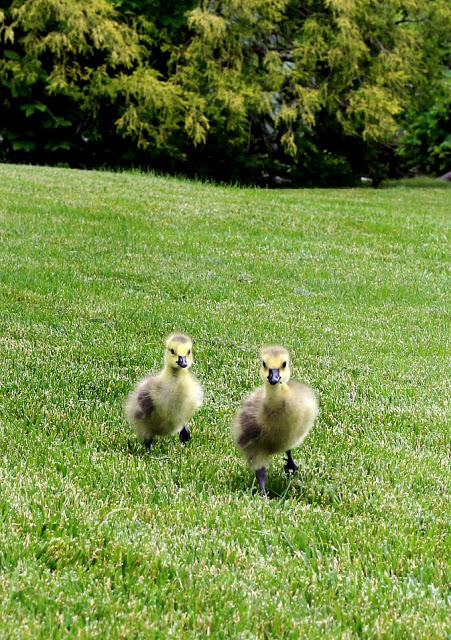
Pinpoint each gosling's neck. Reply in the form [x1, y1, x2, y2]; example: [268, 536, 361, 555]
[264, 380, 289, 402]
[161, 364, 190, 381]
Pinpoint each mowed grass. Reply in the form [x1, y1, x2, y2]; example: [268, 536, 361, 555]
[0, 163, 450, 639]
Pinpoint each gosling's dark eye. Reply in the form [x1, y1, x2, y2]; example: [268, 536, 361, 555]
[170, 348, 175, 355]
[188, 349, 191, 355]
[282, 361, 287, 369]
[262, 361, 266, 369]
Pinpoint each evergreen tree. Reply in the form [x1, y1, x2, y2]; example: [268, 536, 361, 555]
[1, 0, 449, 183]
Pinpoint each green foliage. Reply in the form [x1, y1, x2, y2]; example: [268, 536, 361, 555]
[0, 0, 137, 161]
[0, 0, 187, 165]
[0, 0, 450, 183]
[396, 73, 451, 175]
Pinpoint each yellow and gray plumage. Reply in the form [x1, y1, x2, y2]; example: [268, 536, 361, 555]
[233, 345, 318, 496]
[125, 333, 203, 450]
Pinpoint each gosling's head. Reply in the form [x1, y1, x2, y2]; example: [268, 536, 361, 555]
[259, 345, 291, 386]
[164, 333, 194, 370]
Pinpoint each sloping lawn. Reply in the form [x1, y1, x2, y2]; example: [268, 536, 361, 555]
[0, 164, 449, 639]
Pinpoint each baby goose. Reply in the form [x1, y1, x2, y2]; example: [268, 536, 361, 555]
[125, 333, 203, 450]
[233, 345, 318, 497]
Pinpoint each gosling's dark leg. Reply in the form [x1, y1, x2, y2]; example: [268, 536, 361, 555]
[255, 467, 268, 497]
[144, 436, 153, 451]
[179, 425, 191, 445]
[284, 450, 298, 474]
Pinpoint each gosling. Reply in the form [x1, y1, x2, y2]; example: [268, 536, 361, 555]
[125, 333, 203, 450]
[233, 345, 318, 497]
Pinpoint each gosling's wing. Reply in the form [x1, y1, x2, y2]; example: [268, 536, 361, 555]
[134, 384, 155, 420]
[288, 380, 317, 400]
[235, 388, 264, 447]
[287, 380, 319, 418]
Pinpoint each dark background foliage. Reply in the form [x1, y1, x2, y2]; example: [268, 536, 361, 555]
[0, 0, 449, 186]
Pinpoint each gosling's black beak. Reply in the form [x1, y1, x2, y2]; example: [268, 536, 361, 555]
[267, 368, 281, 385]
[177, 355, 188, 368]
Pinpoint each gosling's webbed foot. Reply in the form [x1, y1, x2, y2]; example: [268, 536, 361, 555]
[283, 450, 298, 474]
[255, 467, 268, 497]
[144, 437, 154, 452]
[179, 425, 191, 445]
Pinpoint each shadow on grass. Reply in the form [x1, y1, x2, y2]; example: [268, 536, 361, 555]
[228, 466, 309, 501]
[103, 432, 179, 459]
[109, 433, 347, 508]
[229, 463, 347, 508]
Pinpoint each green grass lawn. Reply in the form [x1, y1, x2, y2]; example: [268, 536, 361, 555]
[0, 163, 450, 639]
